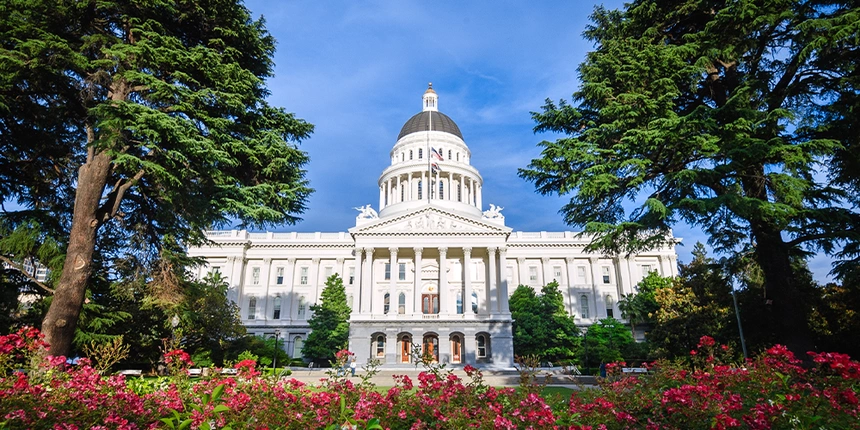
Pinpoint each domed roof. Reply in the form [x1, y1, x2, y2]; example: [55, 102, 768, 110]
[397, 111, 463, 140]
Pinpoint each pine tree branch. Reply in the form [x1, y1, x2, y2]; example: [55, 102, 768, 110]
[0, 255, 55, 294]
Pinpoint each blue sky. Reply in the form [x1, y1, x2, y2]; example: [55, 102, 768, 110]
[243, 0, 833, 283]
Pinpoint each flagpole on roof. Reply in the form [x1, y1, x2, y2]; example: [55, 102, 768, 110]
[426, 84, 432, 203]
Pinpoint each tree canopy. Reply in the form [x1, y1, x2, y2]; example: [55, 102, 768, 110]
[618, 270, 672, 335]
[303, 274, 350, 364]
[0, 0, 313, 355]
[509, 282, 580, 362]
[520, 0, 860, 354]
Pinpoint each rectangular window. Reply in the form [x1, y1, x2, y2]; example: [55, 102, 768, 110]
[472, 262, 479, 281]
[273, 296, 281, 319]
[251, 267, 260, 285]
[210, 266, 221, 275]
[577, 266, 587, 283]
[384, 263, 391, 280]
[247, 297, 256, 320]
[602, 266, 611, 284]
[529, 266, 538, 282]
[580, 295, 590, 319]
[399, 263, 406, 281]
[554, 266, 562, 280]
[298, 297, 307, 319]
[506, 267, 513, 285]
[324, 266, 333, 279]
[642, 264, 652, 275]
[349, 267, 355, 285]
[418, 180, 423, 199]
[300, 267, 308, 285]
[276, 267, 284, 284]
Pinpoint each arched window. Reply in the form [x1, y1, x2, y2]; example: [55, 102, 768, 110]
[448, 149, 451, 160]
[273, 296, 281, 319]
[580, 295, 589, 319]
[422, 293, 439, 314]
[451, 335, 462, 363]
[456, 291, 463, 314]
[398, 292, 406, 314]
[384, 293, 390, 314]
[605, 295, 614, 318]
[375, 334, 385, 358]
[409, 150, 413, 160]
[293, 337, 303, 358]
[418, 148, 423, 159]
[471, 292, 478, 314]
[476, 334, 487, 358]
[456, 152, 460, 161]
[457, 183, 462, 202]
[422, 334, 439, 362]
[401, 153, 405, 161]
[298, 296, 307, 319]
[401, 186, 405, 202]
[247, 297, 256, 320]
[418, 180, 423, 199]
[439, 181, 444, 199]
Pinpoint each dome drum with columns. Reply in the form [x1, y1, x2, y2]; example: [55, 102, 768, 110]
[188, 85, 680, 369]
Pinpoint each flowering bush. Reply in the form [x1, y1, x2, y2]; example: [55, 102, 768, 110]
[0, 330, 858, 429]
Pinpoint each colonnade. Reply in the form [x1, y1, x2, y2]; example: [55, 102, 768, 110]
[351, 245, 509, 318]
[378, 171, 482, 209]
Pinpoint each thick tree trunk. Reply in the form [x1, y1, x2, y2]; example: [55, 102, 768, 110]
[42, 151, 112, 356]
[749, 221, 815, 356]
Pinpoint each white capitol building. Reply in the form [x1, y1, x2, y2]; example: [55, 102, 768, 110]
[189, 85, 679, 368]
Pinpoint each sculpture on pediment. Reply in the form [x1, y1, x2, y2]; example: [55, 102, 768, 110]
[482, 204, 504, 219]
[354, 204, 378, 220]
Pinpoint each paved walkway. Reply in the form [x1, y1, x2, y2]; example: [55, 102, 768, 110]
[280, 367, 598, 390]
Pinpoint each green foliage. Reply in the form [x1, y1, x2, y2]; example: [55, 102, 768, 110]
[303, 274, 350, 363]
[519, 0, 860, 353]
[510, 282, 580, 362]
[0, 0, 313, 355]
[581, 318, 634, 367]
[618, 270, 673, 334]
[649, 243, 735, 358]
[222, 335, 286, 368]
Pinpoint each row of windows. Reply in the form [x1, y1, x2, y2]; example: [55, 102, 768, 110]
[381, 291, 480, 315]
[247, 296, 308, 320]
[239, 262, 658, 287]
[578, 294, 616, 319]
[372, 333, 489, 363]
[397, 147, 464, 163]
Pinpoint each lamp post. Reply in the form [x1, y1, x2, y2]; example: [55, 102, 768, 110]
[170, 315, 180, 347]
[731, 289, 748, 360]
[272, 329, 281, 372]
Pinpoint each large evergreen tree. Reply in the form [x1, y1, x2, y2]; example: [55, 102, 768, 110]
[509, 282, 580, 362]
[520, 0, 860, 354]
[303, 274, 350, 364]
[0, 0, 312, 355]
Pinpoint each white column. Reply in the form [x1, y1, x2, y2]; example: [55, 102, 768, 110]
[337, 257, 345, 280]
[408, 173, 413, 201]
[487, 247, 498, 314]
[285, 257, 296, 321]
[309, 258, 321, 303]
[353, 250, 363, 316]
[541, 257, 551, 286]
[362, 248, 374, 314]
[389, 247, 398, 317]
[389, 177, 395, 204]
[262, 258, 273, 319]
[413, 247, 423, 315]
[463, 247, 473, 316]
[565, 257, 577, 316]
[438, 247, 448, 314]
[589, 257, 601, 319]
[379, 186, 384, 210]
[517, 257, 527, 287]
[498, 247, 510, 313]
[476, 184, 482, 209]
[446, 175, 452, 201]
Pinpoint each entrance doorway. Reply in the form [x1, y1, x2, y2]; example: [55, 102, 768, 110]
[422, 334, 439, 362]
[451, 335, 462, 363]
[400, 335, 412, 363]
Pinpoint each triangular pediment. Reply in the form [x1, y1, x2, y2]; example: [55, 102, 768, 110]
[349, 206, 511, 236]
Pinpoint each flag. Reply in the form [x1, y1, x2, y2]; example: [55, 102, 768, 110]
[431, 162, 441, 173]
[431, 147, 443, 160]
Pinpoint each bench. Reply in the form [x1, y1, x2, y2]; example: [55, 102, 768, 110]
[621, 367, 648, 374]
[117, 369, 143, 376]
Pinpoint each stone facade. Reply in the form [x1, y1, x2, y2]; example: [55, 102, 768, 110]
[187, 85, 679, 369]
